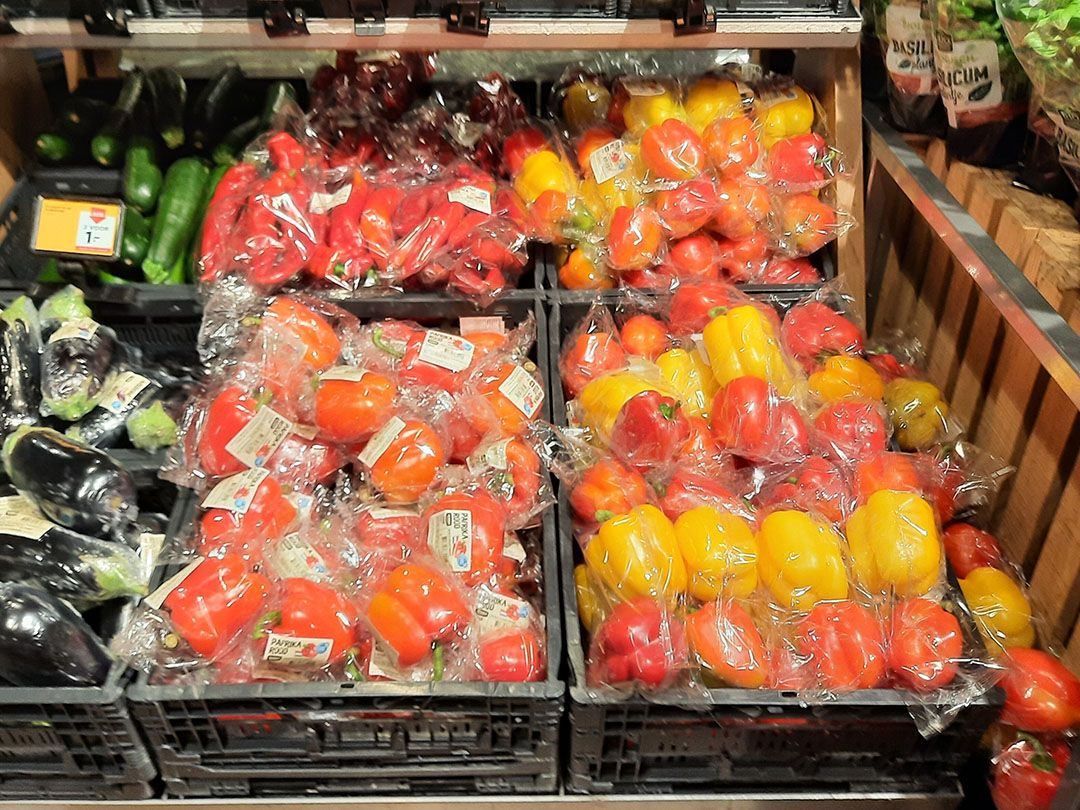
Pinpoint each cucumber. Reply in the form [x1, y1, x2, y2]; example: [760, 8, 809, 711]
[212, 116, 259, 166]
[259, 81, 296, 129]
[35, 131, 72, 163]
[142, 157, 209, 284]
[147, 67, 187, 150]
[59, 97, 109, 139]
[119, 209, 150, 268]
[122, 136, 162, 213]
[191, 65, 244, 151]
[91, 70, 146, 167]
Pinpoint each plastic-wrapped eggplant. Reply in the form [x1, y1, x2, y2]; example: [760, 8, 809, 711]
[2, 426, 138, 540]
[38, 285, 92, 342]
[125, 384, 188, 451]
[40, 315, 129, 421]
[0, 494, 148, 603]
[0, 581, 113, 686]
[0, 297, 42, 437]
[66, 371, 165, 448]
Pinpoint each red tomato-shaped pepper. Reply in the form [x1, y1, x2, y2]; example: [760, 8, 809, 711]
[798, 601, 887, 691]
[619, 314, 670, 361]
[640, 119, 705, 181]
[711, 178, 770, 241]
[704, 115, 761, 176]
[478, 628, 545, 682]
[654, 177, 719, 238]
[888, 598, 963, 692]
[813, 400, 888, 461]
[422, 489, 508, 586]
[607, 205, 664, 272]
[991, 734, 1071, 810]
[560, 332, 627, 398]
[570, 458, 650, 525]
[366, 419, 447, 503]
[314, 369, 397, 443]
[711, 376, 809, 464]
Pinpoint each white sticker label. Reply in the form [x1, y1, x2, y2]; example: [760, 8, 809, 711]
[1046, 108, 1080, 169]
[290, 423, 319, 440]
[935, 35, 1002, 127]
[418, 330, 475, 372]
[263, 634, 333, 666]
[447, 113, 488, 148]
[75, 208, 118, 253]
[459, 316, 506, 336]
[200, 467, 271, 515]
[368, 641, 400, 678]
[144, 557, 204, 610]
[225, 406, 292, 469]
[320, 365, 370, 383]
[447, 185, 492, 215]
[590, 139, 629, 184]
[269, 533, 329, 581]
[96, 370, 153, 415]
[0, 495, 54, 540]
[137, 532, 165, 566]
[503, 534, 527, 562]
[622, 78, 666, 97]
[48, 317, 98, 345]
[427, 509, 473, 573]
[369, 506, 418, 521]
[309, 183, 352, 215]
[497, 365, 544, 418]
[474, 587, 533, 635]
[756, 85, 802, 107]
[359, 416, 406, 468]
[467, 438, 512, 473]
[885, 4, 936, 95]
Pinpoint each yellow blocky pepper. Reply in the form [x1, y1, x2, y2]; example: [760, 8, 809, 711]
[684, 76, 745, 132]
[574, 563, 608, 633]
[655, 347, 717, 419]
[674, 506, 757, 600]
[883, 378, 950, 451]
[960, 566, 1036, 654]
[584, 504, 687, 607]
[578, 371, 666, 439]
[513, 149, 577, 205]
[846, 490, 942, 598]
[703, 305, 795, 395]
[757, 509, 848, 611]
[622, 88, 685, 135]
[755, 84, 815, 148]
[562, 79, 612, 133]
[808, 355, 885, 403]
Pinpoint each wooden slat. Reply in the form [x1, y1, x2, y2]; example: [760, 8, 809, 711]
[948, 293, 1002, 431]
[965, 169, 1015, 236]
[925, 259, 974, 394]
[1029, 458, 1080, 642]
[925, 138, 949, 180]
[944, 162, 981, 207]
[1065, 621, 1080, 672]
[994, 186, 1076, 268]
[1021, 232, 1080, 319]
[909, 238, 954, 355]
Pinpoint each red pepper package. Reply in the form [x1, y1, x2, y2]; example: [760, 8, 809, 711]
[991, 732, 1072, 810]
[354, 502, 424, 565]
[710, 376, 810, 465]
[586, 596, 689, 690]
[795, 600, 889, 693]
[559, 300, 628, 399]
[780, 285, 866, 373]
[466, 433, 553, 530]
[755, 456, 855, 525]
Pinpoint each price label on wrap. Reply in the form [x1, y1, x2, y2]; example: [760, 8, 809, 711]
[310, 184, 352, 214]
[225, 406, 293, 469]
[427, 509, 473, 573]
[97, 371, 153, 415]
[467, 438, 512, 473]
[418, 330, 475, 372]
[32, 197, 123, 259]
[591, 139, 629, 184]
[503, 535, 527, 563]
[448, 186, 492, 215]
[498, 365, 544, 418]
[263, 634, 333, 666]
[359, 416, 407, 467]
[320, 366, 369, 383]
[48, 317, 99, 345]
[0, 495, 54, 540]
[369, 506, 418, 521]
[269, 533, 329, 581]
[459, 316, 505, 336]
[474, 587, 532, 635]
[201, 467, 271, 515]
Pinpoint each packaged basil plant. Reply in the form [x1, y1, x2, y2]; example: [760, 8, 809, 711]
[871, 0, 947, 134]
[931, 0, 1030, 165]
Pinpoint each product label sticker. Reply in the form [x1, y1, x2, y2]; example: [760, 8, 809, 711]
[497, 365, 544, 418]
[263, 634, 333, 666]
[309, 183, 352, 214]
[97, 370, 153, 415]
[290, 423, 319, 440]
[418, 330, 475, 372]
[1047, 108, 1080, 169]
[447, 113, 488, 148]
[885, 4, 936, 95]
[48, 317, 99, 345]
[427, 509, 473, 573]
[474, 587, 532, 635]
[367, 641, 400, 679]
[934, 35, 1002, 127]
[447, 185, 492, 215]
[756, 85, 802, 107]
[144, 557, 205, 610]
[33, 197, 122, 258]
[622, 78, 666, 97]
[359, 416, 407, 468]
[467, 438, 512, 473]
[269, 533, 329, 581]
[0, 495, 55, 540]
[200, 467, 272, 514]
[369, 506, 418, 521]
[137, 532, 166, 567]
[320, 365, 370, 383]
[459, 316, 506, 336]
[503, 534, 527, 563]
[225, 406, 292, 469]
[591, 138, 629, 184]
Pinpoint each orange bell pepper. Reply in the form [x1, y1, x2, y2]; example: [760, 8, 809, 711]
[686, 598, 768, 688]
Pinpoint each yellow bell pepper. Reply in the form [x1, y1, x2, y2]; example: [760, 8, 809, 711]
[755, 84, 815, 148]
[655, 347, 717, 419]
[846, 490, 942, 598]
[623, 89, 685, 135]
[578, 372, 665, 439]
[883, 378, 950, 451]
[563, 79, 612, 133]
[674, 506, 757, 600]
[575, 563, 608, 632]
[584, 504, 687, 606]
[703, 305, 795, 395]
[808, 355, 885, 403]
[513, 149, 577, 205]
[684, 77, 744, 132]
[579, 171, 643, 221]
[757, 510, 848, 611]
[960, 566, 1036, 653]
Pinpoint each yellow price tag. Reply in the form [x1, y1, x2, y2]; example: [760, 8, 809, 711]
[31, 196, 124, 259]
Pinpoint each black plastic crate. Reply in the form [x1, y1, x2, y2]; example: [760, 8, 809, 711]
[127, 294, 564, 798]
[623, 0, 856, 18]
[548, 297, 1002, 795]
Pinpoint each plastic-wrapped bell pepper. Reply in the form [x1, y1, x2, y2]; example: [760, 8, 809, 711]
[478, 628, 544, 682]
[686, 598, 768, 688]
[781, 301, 864, 372]
[422, 490, 507, 587]
[703, 305, 795, 395]
[266, 131, 308, 173]
[575, 563, 607, 632]
[684, 76, 744, 132]
[620, 314, 670, 361]
[563, 78, 612, 133]
[610, 390, 691, 472]
[200, 473, 297, 558]
[264, 297, 342, 371]
[584, 504, 687, 607]
[640, 119, 706, 181]
[847, 490, 942, 598]
[255, 578, 359, 667]
[314, 368, 396, 444]
[366, 563, 471, 669]
[711, 376, 809, 464]
[578, 372, 666, 439]
[560, 331, 627, 399]
[943, 523, 1005, 579]
[513, 149, 577, 205]
[883, 378, 950, 451]
[606, 204, 664, 273]
[668, 281, 739, 336]
[364, 419, 447, 504]
[1000, 648, 1080, 732]
[674, 505, 757, 600]
[991, 733, 1071, 810]
[808, 355, 884, 402]
[755, 85, 815, 148]
[797, 600, 887, 690]
[569, 458, 649, 525]
[196, 386, 269, 477]
[559, 247, 614, 290]
[960, 566, 1036, 653]
[588, 595, 687, 688]
[888, 598, 963, 692]
[162, 554, 271, 657]
[655, 347, 717, 419]
[757, 509, 848, 611]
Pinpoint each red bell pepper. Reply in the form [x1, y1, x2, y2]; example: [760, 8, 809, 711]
[610, 390, 691, 471]
[356, 506, 423, 563]
[763, 456, 851, 524]
[767, 133, 830, 189]
[654, 176, 719, 239]
[588, 596, 688, 689]
[569, 458, 650, 526]
[314, 369, 397, 443]
[887, 598, 963, 692]
[422, 490, 507, 587]
[196, 386, 263, 477]
[711, 376, 809, 464]
[991, 734, 1071, 810]
[255, 578, 360, 667]
[559, 331, 627, 399]
[503, 126, 548, 176]
[781, 301, 864, 372]
[619, 315, 670, 361]
[659, 465, 749, 522]
[1001, 648, 1080, 732]
[854, 452, 923, 503]
[388, 200, 466, 280]
[760, 256, 821, 285]
[797, 601, 887, 691]
[200, 163, 258, 282]
[479, 437, 542, 525]
[667, 281, 739, 336]
[813, 399, 888, 461]
[267, 131, 308, 173]
[264, 297, 342, 370]
[716, 231, 771, 282]
[200, 473, 297, 558]
[943, 523, 1005, 579]
[478, 628, 545, 681]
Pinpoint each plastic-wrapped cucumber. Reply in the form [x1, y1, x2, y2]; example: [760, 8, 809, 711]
[40, 316, 137, 421]
[38, 285, 92, 341]
[0, 581, 113, 686]
[66, 371, 164, 448]
[0, 297, 42, 438]
[2, 426, 138, 540]
[0, 494, 148, 603]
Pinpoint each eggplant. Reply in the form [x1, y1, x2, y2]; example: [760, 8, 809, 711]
[38, 285, 92, 342]
[66, 371, 164, 448]
[0, 581, 112, 686]
[125, 383, 188, 451]
[0, 297, 42, 438]
[0, 495, 147, 603]
[2, 426, 138, 540]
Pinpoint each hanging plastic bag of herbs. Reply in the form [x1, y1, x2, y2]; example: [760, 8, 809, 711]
[930, 0, 1030, 166]
[998, 0, 1080, 199]
[872, 0, 947, 134]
